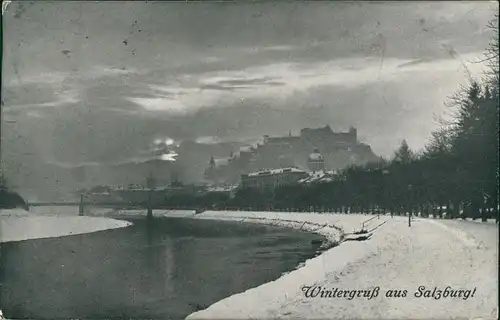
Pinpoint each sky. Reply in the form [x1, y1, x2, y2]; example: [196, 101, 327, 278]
[1, 1, 498, 171]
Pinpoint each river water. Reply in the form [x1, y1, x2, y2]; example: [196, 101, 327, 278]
[0, 215, 324, 319]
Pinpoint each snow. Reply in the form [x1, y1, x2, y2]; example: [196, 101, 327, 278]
[186, 211, 498, 320]
[206, 185, 239, 193]
[0, 208, 132, 243]
[298, 170, 337, 184]
[246, 167, 306, 177]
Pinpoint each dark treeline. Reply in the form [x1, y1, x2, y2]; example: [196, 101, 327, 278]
[159, 15, 499, 222]
[0, 175, 29, 209]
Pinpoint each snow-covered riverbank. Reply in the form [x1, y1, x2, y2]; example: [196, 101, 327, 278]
[0, 209, 132, 243]
[3, 208, 494, 319]
[186, 211, 498, 320]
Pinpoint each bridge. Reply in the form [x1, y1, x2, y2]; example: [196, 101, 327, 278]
[27, 200, 204, 217]
[29, 202, 133, 207]
[26, 192, 153, 217]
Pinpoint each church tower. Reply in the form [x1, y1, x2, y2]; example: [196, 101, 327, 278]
[349, 126, 358, 144]
[204, 156, 216, 181]
[307, 148, 325, 172]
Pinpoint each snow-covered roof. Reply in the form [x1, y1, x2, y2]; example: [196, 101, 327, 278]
[124, 187, 169, 191]
[244, 167, 307, 177]
[105, 184, 174, 191]
[87, 192, 112, 196]
[298, 170, 338, 184]
[206, 185, 239, 192]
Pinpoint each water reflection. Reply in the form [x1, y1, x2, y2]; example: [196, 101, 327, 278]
[0, 217, 323, 319]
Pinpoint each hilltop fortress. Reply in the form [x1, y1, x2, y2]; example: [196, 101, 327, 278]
[205, 125, 379, 184]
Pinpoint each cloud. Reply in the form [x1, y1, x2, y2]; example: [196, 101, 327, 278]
[6, 72, 70, 86]
[239, 45, 299, 54]
[397, 58, 436, 68]
[6, 66, 140, 87]
[216, 76, 284, 86]
[198, 76, 286, 92]
[3, 92, 80, 113]
[127, 84, 227, 114]
[195, 136, 222, 144]
[82, 66, 142, 79]
[2, 65, 146, 119]
[112, 49, 488, 129]
[127, 97, 188, 113]
[25, 111, 44, 118]
[199, 84, 253, 91]
[148, 85, 188, 96]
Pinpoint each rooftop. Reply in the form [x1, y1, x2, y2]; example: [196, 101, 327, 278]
[206, 185, 239, 192]
[243, 167, 306, 178]
[298, 170, 339, 184]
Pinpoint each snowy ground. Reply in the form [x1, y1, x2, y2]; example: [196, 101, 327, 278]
[186, 211, 498, 320]
[0, 208, 132, 243]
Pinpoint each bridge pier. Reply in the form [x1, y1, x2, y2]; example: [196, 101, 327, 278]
[78, 194, 84, 216]
[147, 190, 153, 219]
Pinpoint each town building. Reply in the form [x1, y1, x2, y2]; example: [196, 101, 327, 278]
[240, 167, 308, 190]
[206, 185, 238, 198]
[297, 170, 340, 185]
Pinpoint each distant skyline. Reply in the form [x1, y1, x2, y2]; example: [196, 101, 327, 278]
[2, 1, 497, 169]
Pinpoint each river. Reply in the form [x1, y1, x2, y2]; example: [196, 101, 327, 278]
[0, 214, 324, 319]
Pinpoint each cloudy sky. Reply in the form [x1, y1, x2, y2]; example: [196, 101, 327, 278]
[2, 1, 498, 169]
